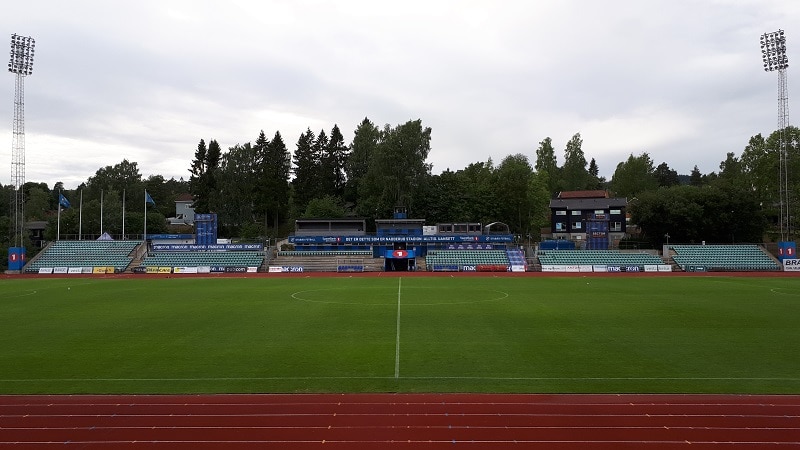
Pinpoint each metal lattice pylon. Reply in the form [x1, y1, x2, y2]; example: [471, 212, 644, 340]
[761, 29, 791, 241]
[8, 34, 35, 249]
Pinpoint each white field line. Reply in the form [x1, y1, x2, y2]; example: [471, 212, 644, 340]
[2, 376, 800, 382]
[395, 277, 402, 379]
[7, 440, 800, 445]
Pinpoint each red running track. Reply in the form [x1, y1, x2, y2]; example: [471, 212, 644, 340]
[1, 394, 798, 449]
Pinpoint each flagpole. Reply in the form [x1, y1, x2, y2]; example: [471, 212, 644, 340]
[144, 190, 148, 242]
[100, 189, 104, 237]
[122, 189, 126, 240]
[57, 189, 62, 241]
[78, 189, 83, 240]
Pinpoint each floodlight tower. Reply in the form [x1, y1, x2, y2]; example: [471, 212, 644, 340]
[7, 34, 34, 254]
[760, 29, 791, 242]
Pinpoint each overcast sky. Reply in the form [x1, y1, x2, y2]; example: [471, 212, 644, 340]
[1, 0, 799, 189]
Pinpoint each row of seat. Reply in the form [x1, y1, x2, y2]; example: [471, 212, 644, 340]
[140, 251, 264, 268]
[426, 250, 510, 268]
[26, 240, 142, 272]
[670, 245, 780, 271]
[506, 249, 526, 266]
[671, 244, 767, 255]
[537, 250, 663, 266]
[278, 250, 373, 256]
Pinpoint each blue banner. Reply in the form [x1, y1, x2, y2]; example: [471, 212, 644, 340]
[8, 247, 25, 271]
[778, 241, 797, 261]
[385, 249, 416, 259]
[289, 235, 513, 244]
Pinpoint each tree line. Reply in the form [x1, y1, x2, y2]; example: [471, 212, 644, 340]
[1, 117, 798, 267]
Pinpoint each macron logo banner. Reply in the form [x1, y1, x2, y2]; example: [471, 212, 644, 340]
[152, 244, 263, 251]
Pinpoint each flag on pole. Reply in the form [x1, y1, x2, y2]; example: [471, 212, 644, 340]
[79, 190, 83, 240]
[59, 194, 71, 209]
[57, 192, 68, 241]
[144, 190, 154, 244]
[122, 189, 126, 239]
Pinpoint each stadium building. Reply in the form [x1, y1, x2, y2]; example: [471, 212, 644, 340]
[277, 207, 522, 273]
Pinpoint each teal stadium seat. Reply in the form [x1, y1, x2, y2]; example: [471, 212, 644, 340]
[670, 244, 780, 271]
[140, 250, 264, 268]
[537, 250, 663, 268]
[26, 240, 141, 273]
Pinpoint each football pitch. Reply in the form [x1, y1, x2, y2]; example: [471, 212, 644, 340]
[1, 274, 798, 394]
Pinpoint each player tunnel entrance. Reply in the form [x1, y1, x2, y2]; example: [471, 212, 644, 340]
[384, 243, 416, 272]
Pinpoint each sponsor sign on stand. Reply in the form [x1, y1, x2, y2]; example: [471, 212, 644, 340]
[269, 265, 303, 273]
[579, 265, 593, 273]
[157, 267, 172, 274]
[784, 259, 800, 271]
[247, 267, 258, 273]
[145, 267, 159, 274]
[386, 249, 415, 259]
[626, 266, 641, 272]
[173, 267, 198, 274]
[290, 235, 514, 244]
[197, 266, 211, 274]
[225, 266, 247, 273]
[510, 265, 526, 272]
[68, 267, 83, 274]
[593, 265, 608, 272]
[54, 267, 69, 274]
[658, 265, 673, 272]
[38, 268, 53, 274]
[132, 267, 147, 274]
[461, 265, 477, 272]
[151, 243, 263, 252]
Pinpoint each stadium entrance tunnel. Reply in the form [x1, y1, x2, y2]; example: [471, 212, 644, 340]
[384, 244, 416, 272]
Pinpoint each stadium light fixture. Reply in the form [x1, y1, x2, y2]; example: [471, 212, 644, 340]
[8, 33, 35, 76]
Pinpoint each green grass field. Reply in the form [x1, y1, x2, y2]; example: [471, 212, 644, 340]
[1, 275, 799, 394]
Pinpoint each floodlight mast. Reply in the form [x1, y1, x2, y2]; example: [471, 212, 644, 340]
[8, 34, 34, 249]
[760, 30, 791, 242]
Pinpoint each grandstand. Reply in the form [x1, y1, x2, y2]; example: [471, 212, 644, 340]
[280, 212, 516, 273]
[537, 250, 664, 266]
[425, 249, 511, 272]
[138, 250, 264, 270]
[25, 240, 140, 273]
[21, 204, 793, 275]
[669, 244, 781, 272]
[271, 251, 384, 272]
[536, 249, 668, 273]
